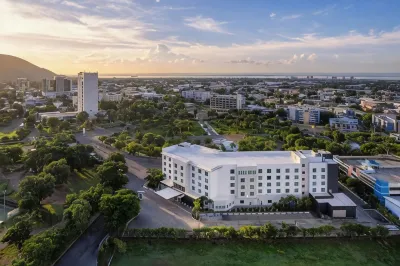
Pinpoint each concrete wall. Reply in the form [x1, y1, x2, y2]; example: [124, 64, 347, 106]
[327, 163, 339, 193]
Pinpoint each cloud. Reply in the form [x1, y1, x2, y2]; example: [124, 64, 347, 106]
[227, 53, 309, 66]
[156, 0, 160, 3]
[281, 14, 302, 21]
[369, 29, 375, 36]
[300, 53, 305, 59]
[62, 1, 86, 9]
[270, 13, 276, 19]
[313, 4, 336, 15]
[307, 53, 317, 61]
[334, 54, 339, 59]
[184, 16, 232, 34]
[142, 44, 203, 64]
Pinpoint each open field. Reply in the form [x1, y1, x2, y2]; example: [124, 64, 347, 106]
[111, 238, 400, 266]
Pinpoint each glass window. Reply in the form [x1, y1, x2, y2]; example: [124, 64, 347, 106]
[205, 172, 208, 176]
[295, 168, 299, 173]
[312, 188, 316, 192]
[231, 190, 235, 194]
[321, 168, 326, 172]
[258, 189, 262, 193]
[250, 185, 254, 189]
[164, 156, 166, 159]
[181, 179, 183, 183]
[230, 169, 235, 174]
[276, 169, 281, 173]
[276, 176, 280, 180]
[164, 162, 166, 165]
[205, 192, 208, 197]
[258, 183, 262, 187]
[174, 176, 177, 180]
[241, 185, 245, 189]
[268, 200, 272, 203]
[169, 158, 171, 161]
[302, 171, 305, 174]
[240, 200, 244, 204]
[198, 189, 201, 193]
[294, 175, 299, 179]
[321, 188, 326, 192]
[267, 169, 271, 173]
[285, 182, 289, 186]
[250, 192, 254, 196]
[250, 178, 255, 182]
[240, 192, 245, 196]
[285, 189, 290, 193]
[276, 182, 280, 186]
[258, 169, 262, 173]
[180, 173, 183, 177]
[286, 175, 290, 180]
[192, 186, 195, 190]
[241, 178, 245, 182]
[294, 182, 299, 186]
[181, 166, 183, 170]
[174, 170, 177, 174]
[230, 183, 235, 187]
[198, 176, 201, 180]
[192, 173, 195, 177]
[302, 164, 305, 167]
[267, 189, 271, 193]
[276, 189, 281, 193]
[267, 176, 271, 180]
[198, 182, 201, 186]
[285, 169, 290, 173]
[174, 164, 177, 168]
[192, 180, 195, 184]
[164, 168, 166, 171]
[198, 169, 202, 174]
[312, 182, 316, 186]
[230, 176, 235, 180]
[321, 175, 325, 179]
[313, 168, 317, 173]
[258, 176, 262, 180]
[294, 188, 299, 193]
[313, 175, 316, 179]
[192, 166, 195, 171]
[321, 181, 325, 185]
[205, 185, 208, 190]
[267, 183, 271, 187]
[205, 179, 208, 183]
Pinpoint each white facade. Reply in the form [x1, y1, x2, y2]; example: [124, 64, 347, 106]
[99, 93, 122, 102]
[329, 117, 359, 132]
[162, 143, 335, 211]
[288, 106, 320, 124]
[78, 72, 98, 117]
[210, 94, 245, 112]
[181, 90, 211, 102]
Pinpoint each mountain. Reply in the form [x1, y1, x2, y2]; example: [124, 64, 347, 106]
[0, 54, 56, 82]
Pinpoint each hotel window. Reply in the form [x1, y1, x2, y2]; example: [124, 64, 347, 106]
[192, 173, 195, 177]
[285, 182, 289, 186]
[276, 176, 281, 180]
[164, 162, 166, 166]
[276, 182, 280, 186]
[230, 176, 235, 180]
[174, 176, 177, 180]
[198, 169, 202, 174]
[230, 169, 235, 174]
[174, 170, 177, 174]
[295, 189, 299, 193]
[164, 156, 166, 159]
[258, 189, 262, 194]
[321, 181, 325, 185]
[230, 183, 235, 187]
[250, 185, 254, 189]
[267, 183, 271, 187]
[267, 189, 271, 193]
[258, 183, 262, 187]
[294, 175, 299, 179]
[198, 182, 201, 186]
[302, 178, 305, 181]
[267, 176, 271, 180]
[192, 166, 195, 171]
[258, 169, 262, 173]
[250, 192, 254, 196]
[198, 189, 201, 193]
[313, 175, 316, 179]
[240, 200, 244, 204]
[268, 200, 272, 203]
[169, 158, 171, 161]
[205, 185, 208, 190]
[205, 179, 208, 183]
[174, 164, 177, 168]
[192, 186, 195, 190]
[164, 168, 166, 171]
[286, 175, 290, 180]
[276, 189, 281, 193]
[302, 171, 305, 174]
[285, 189, 290, 193]
[180, 179, 183, 183]
[276, 169, 281, 173]
[312, 188, 316, 192]
[321, 168, 326, 172]
[241, 185, 245, 189]
[181, 166, 183, 170]
[241, 178, 245, 182]
[321, 188, 326, 192]
[198, 176, 201, 180]
[205, 192, 208, 197]
[285, 169, 290, 173]
[267, 169, 271, 173]
[258, 176, 262, 180]
[169, 170, 171, 173]
[313, 168, 317, 173]
[205, 172, 208, 176]
[231, 190, 235, 195]
[295, 168, 299, 173]
[312, 182, 316, 186]
[180, 173, 183, 177]
[294, 182, 299, 186]
[321, 175, 326, 179]
[250, 178, 254, 182]
[241, 192, 245, 196]
[192, 180, 195, 184]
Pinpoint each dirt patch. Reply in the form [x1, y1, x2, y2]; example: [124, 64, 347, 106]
[42, 184, 69, 205]
[223, 134, 245, 142]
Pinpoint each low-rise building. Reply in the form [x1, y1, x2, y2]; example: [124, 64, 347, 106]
[181, 90, 211, 102]
[99, 92, 122, 102]
[329, 117, 359, 132]
[210, 94, 245, 112]
[161, 143, 338, 211]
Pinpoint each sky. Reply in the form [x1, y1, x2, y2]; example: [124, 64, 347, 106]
[1, 0, 400, 75]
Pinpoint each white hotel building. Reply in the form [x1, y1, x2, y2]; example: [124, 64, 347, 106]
[162, 143, 338, 211]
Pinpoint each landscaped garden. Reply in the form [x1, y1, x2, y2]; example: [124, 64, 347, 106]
[111, 238, 400, 266]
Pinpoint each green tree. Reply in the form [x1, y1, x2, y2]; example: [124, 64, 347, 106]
[18, 173, 55, 209]
[63, 199, 92, 231]
[1, 220, 32, 249]
[204, 137, 212, 144]
[77, 111, 89, 123]
[100, 189, 140, 234]
[126, 141, 142, 155]
[96, 161, 128, 191]
[43, 158, 71, 184]
[58, 120, 70, 131]
[362, 113, 373, 129]
[107, 152, 126, 163]
[145, 168, 164, 189]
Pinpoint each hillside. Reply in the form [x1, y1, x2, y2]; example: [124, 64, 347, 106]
[0, 54, 56, 82]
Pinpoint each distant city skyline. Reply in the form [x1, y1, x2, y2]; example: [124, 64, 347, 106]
[1, 0, 400, 74]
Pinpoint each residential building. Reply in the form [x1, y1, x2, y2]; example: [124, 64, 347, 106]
[181, 90, 211, 102]
[42, 76, 72, 97]
[288, 106, 320, 124]
[161, 143, 338, 211]
[78, 72, 98, 117]
[372, 114, 400, 132]
[334, 155, 400, 203]
[210, 94, 245, 112]
[16, 78, 29, 91]
[329, 117, 359, 132]
[99, 92, 122, 102]
[360, 98, 386, 112]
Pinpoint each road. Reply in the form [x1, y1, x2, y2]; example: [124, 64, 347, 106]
[0, 118, 23, 133]
[56, 131, 199, 266]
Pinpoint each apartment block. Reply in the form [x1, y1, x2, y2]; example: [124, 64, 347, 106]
[210, 94, 245, 112]
[372, 114, 400, 132]
[329, 117, 359, 132]
[78, 72, 98, 117]
[181, 90, 211, 102]
[161, 143, 338, 211]
[288, 106, 320, 124]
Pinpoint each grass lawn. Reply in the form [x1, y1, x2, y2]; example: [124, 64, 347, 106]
[209, 120, 252, 135]
[0, 244, 18, 266]
[68, 168, 100, 194]
[111, 239, 400, 266]
[0, 131, 18, 139]
[137, 121, 206, 137]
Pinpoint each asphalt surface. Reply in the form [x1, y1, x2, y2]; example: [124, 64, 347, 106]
[56, 131, 198, 266]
